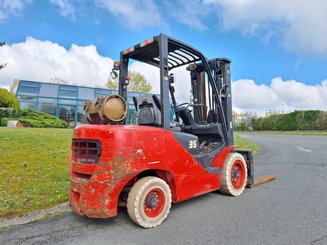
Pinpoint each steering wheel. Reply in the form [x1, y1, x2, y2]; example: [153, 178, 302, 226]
[174, 102, 190, 113]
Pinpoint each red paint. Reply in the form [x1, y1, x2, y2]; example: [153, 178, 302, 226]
[70, 125, 235, 218]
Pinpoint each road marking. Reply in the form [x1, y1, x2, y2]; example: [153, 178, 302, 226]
[297, 146, 312, 153]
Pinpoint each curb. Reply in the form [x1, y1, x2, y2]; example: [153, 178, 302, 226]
[0, 202, 71, 229]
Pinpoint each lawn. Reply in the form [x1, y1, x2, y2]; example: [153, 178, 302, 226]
[0, 128, 72, 219]
[0, 128, 259, 219]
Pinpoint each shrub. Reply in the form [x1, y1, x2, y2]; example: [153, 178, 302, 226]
[234, 122, 248, 131]
[0, 109, 68, 128]
[0, 107, 17, 118]
[0, 88, 19, 110]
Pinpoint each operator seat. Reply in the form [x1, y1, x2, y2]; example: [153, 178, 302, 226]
[135, 95, 161, 126]
[177, 106, 223, 141]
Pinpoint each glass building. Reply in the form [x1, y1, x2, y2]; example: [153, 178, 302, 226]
[11, 79, 149, 127]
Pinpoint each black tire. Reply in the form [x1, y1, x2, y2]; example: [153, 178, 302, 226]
[127, 177, 172, 228]
[220, 153, 247, 196]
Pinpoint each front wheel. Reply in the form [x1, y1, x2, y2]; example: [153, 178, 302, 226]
[127, 177, 172, 228]
[220, 153, 247, 196]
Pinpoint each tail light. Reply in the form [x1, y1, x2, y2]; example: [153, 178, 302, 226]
[72, 139, 102, 164]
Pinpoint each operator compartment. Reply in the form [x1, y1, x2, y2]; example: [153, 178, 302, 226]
[123, 36, 234, 173]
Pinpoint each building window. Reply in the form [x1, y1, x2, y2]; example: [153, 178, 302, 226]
[18, 86, 39, 95]
[59, 85, 78, 98]
[77, 106, 87, 124]
[17, 81, 40, 95]
[58, 99, 77, 105]
[94, 88, 111, 98]
[38, 103, 56, 116]
[79, 87, 94, 100]
[57, 105, 76, 127]
[78, 100, 88, 106]
[17, 95, 37, 102]
[20, 102, 37, 110]
[128, 109, 137, 124]
[39, 83, 58, 97]
[127, 96, 135, 105]
[38, 98, 57, 104]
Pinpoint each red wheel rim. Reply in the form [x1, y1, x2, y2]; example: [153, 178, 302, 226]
[143, 188, 165, 218]
[230, 160, 246, 189]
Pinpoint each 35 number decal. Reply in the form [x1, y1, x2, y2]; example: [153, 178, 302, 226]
[189, 140, 197, 149]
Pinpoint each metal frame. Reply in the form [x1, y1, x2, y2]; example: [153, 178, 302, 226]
[119, 33, 231, 146]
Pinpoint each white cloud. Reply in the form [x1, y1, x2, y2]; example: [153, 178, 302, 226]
[0, 84, 9, 90]
[131, 63, 327, 114]
[1, 38, 326, 114]
[0, 0, 32, 22]
[0, 37, 113, 87]
[50, 0, 75, 20]
[95, 0, 166, 30]
[232, 77, 327, 114]
[170, 0, 212, 31]
[204, 0, 327, 57]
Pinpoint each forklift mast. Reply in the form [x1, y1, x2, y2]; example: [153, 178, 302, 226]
[189, 58, 233, 145]
[209, 58, 233, 145]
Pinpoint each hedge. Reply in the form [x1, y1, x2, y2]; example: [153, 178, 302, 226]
[252, 110, 327, 131]
[0, 109, 68, 128]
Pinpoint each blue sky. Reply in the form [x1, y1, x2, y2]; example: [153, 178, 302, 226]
[1, 0, 327, 113]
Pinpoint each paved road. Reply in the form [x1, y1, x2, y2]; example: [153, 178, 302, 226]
[1, 134, 327, 245]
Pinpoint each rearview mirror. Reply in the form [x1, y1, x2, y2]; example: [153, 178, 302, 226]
[169, 73, 175, 83]
[110, 70, 118, 79]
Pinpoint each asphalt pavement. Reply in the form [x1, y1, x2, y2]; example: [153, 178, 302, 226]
[1, 134, 327, 245]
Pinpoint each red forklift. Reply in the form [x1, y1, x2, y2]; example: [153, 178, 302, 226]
[70, 34, 254, 228]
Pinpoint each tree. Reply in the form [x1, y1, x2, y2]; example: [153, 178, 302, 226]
[106, 78, 118, 90]
[0, 41, 7, 70]
[51, 77, 69, 84]
[106, 71, 152, 93]
[0, 88, 19, 110]
[128, 71, 152, 92]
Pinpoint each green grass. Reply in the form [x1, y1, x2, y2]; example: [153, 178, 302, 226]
[0, 128, 72, 219]
[0, 127, 260, 219]
[234, 134, 261, 155]
[236, 130, 327, 136]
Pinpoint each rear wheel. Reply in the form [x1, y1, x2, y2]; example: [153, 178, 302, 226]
[127, 177, 172, 228]
[220, 152, 247, 196]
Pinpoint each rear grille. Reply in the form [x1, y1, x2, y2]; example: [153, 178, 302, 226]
[72, 139, 102, 164]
